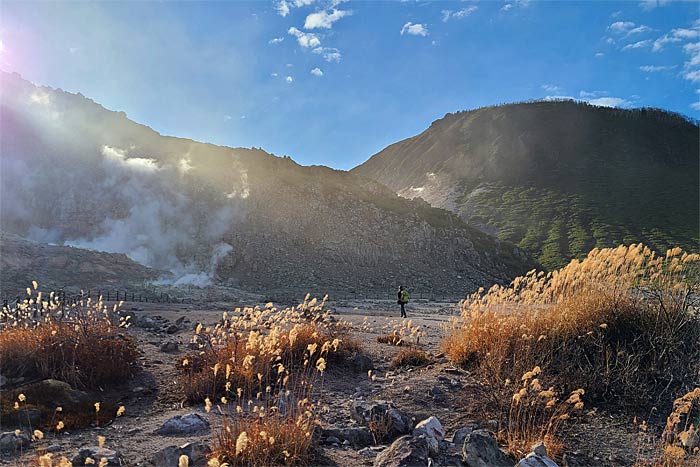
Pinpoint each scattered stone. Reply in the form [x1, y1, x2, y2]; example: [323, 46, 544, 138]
[374, 435, 430, 467]
[132, 386, 153, 396]
[462, 429, 514, 467]
[46, 444, 62, 453]
[165, 324, 179, 334]
[175, 316, 186, 326]
[14, 408, 42, 428]
[413, 416, 445, 441]
[322, 426, 374, 448]
[155, 414, 210, 435]
[159, 341, 179, 353]
[451, 427, 474, 447]
[359, 447, 377, 457]
[351, 400, 390, 425]
[72, 446, 124, 466]
[152, 442, 211, 466]
[325, 436, 341, 445]
[516, 453, 559, 467]
[386, 409, 413, 436]
[429, 386, 446, 402]
[0, 431, 30, 453]
[532, 442, 547, 457]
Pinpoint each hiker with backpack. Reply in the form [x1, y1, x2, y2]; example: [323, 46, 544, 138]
[397, 285, 409, 318]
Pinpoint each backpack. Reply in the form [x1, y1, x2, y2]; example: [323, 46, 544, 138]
[400, 290, 410, 303]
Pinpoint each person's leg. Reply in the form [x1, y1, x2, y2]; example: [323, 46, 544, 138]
[400, 303, 406, 318]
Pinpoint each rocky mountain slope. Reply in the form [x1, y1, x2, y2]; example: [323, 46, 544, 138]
[352, 101, 699, 269]
[0, 71, 533, 296]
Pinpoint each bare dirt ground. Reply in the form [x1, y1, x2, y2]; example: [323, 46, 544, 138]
[1, 298, 640, 466]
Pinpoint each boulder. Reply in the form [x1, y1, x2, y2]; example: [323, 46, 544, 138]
[72, 446, 124, 466]
[374, 435, 430, 467]
[462, 429, 514, 467]
[413, 416, 445, 441]
[0, 431, 30, 453]
[451, 427, 473, 446]
[386, 408, 413, 436]
[351, 400, 412, 437]
[516, 453, 559, 467]
[322, 426, 374, 447]
[159, 341, 179, 353]
[152, 442, 211, 466]
[155, 414, 210, 435]
[19, 379, 90, 409]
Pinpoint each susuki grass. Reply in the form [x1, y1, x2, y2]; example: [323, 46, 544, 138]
[377, 319, 424, 346]
[179, 295, 361, 466]
[390, 348, 431, 369]
[442, 244, 700, 409]
[635, 388, 700, 466]
[0, 284, 137, 431]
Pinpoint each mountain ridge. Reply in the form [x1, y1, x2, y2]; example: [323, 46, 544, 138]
[353, 100, 699, 269]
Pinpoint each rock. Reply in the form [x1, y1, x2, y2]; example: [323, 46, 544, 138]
[352, 352, 374, 372]
[429, 386, 446, 402]
[152, 442, 212, 466]
[0, 374, 6, 388]
[351, 400, 391, 425]
[532, 442, 547, 457]
[175, 316, 185, 326]
[155, 414, 210, 435]
[159, 341, 179, 353]
[425, 435, 440, 457]
[133, 386, 153, 395]
[374, 435, 430, 467]
[452, 427, 473, 446]
[413, 416, 445, 441]
[386, 408, 413, 436]
[359, 447, 377, 457]
[166, 324, 179, 334]
[680, 427, 700, 450]
[19, 379, 90, 409]
[136, 316, 157, 328]
[515, 453, 559, 467]
[0, 431, 30, 453]
[463, 429, 514, 467]
[325, 436, 341, 445]
[322, 426, 374, 448]
[72, 446, 124, 466]
[14, 408, 42, 428]
[46, 443, 62, 453]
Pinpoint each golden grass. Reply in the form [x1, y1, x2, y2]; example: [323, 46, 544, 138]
[377, 319, 424, 346]
[179, 295, 361, 466]
[635, 388, 700, 466]
[502, 366, 584, 460]
[442, 244, 700, 409]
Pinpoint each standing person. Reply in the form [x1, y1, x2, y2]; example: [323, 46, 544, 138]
[397, 285, 409, 318]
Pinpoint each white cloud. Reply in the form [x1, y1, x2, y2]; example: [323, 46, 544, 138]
[544, 95, 575, 101]
[652, 34, 682, 52]
[691, 101, 700, 111]
[442, 6, 477, 22]
[502, 1, 528, 12]
[682, 42, 700, 82]
[595, 52, 605, 58]
[541, 84, 563, 93]
[268, 37, 285, 44]
[622, 39, 652, 50]
[310, 67, 324, 76]
[275, 0, 315, 17]
[285, 75, 294, 83]
[611, 10, 622, 18]
[30, 91, 51, 106]
[224, 115, 232, 121]
[312, 46, 341, 62]
[587, 97, 631, 108]
[102, 146, 160, 172]
[627, 25, 652, 36]
[501, 4, 513, 11]
[579, 90, 608, 99]
[288, 27, 321, 48]
[271, 72, 279, 77]
[652, 27, 699, 52]
[609, 21, 635, 33]
[639, 0, 670, 11]
[304, 9, 351, 29]
[401, 22, 429, 37]
[638, 64, 675, 72]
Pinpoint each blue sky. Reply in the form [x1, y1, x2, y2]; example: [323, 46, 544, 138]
[1, 0, 698, 169]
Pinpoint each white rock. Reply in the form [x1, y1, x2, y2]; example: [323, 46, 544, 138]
[413, 416, 445, 441]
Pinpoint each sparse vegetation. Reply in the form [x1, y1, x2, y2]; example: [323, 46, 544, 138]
[503, 366, 584, 460]
[442, 244, 700, 409]
[390, 348, 430, 369]
[377, 319, 424, 347]
[179, 295, 361, 466]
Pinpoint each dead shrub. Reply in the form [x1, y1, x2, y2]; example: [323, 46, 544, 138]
[390, 348, 430, 369]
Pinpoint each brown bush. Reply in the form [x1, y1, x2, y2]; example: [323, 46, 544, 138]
[442, 244, 700, 409]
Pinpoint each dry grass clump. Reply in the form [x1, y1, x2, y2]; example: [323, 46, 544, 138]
[0, 284, 138, 390]
[377, 319, 424, 346]
[503, 366, 584, 460]
[635, 388, 700, 466]
[180, 295, 359, 466]
[442, 244, 700, 408]
[390, 348, 431, 369]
